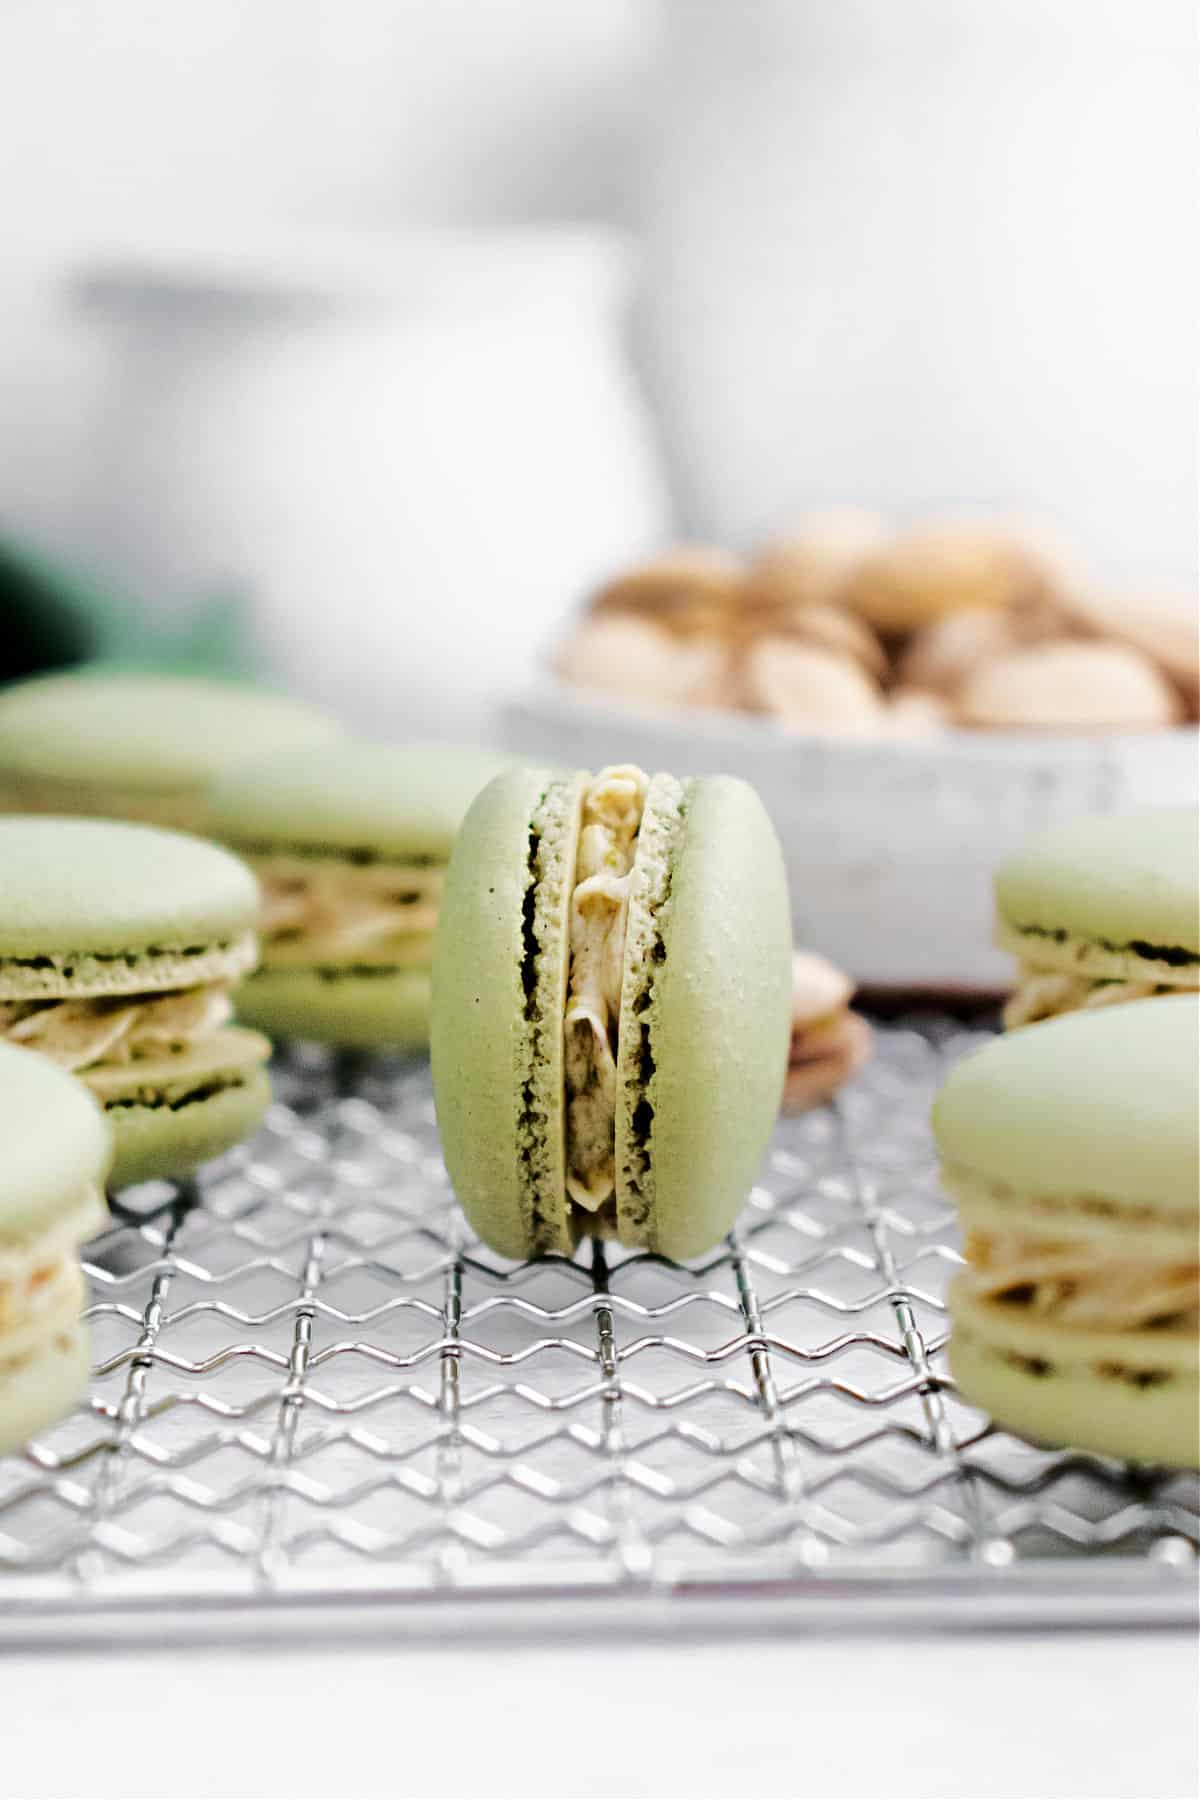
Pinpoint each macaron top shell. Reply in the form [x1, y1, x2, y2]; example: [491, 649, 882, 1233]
[933, 994, 1200, 1219]
[625, 774, 792, 1259]
[0, 1041, 113, 1236]
[433, 766, 557, 1259]
[0, 672, 341, 793]
[0, 818, 259, 961]
[995, 807, 1199, 957]
[209, 744, 512, 860]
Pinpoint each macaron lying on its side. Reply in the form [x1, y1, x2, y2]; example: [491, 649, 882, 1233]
[0, 671, 341, 832]
[996, 807, 1199, 1027]
[208, 743, 511, 1050]
[432, 764, 793, 1261]
[0, 1043, 112, 1454]
[0, 818, 271, 1188]
[934, 995, 1199, 1467]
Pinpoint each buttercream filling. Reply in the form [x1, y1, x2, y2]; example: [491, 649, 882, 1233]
[1004, 964, 1184, 1029]
[960, 1229, 1200, 1333]
[0, 984, 234, 1074]
[251, 856, 443, 966]
[0, 1180, 103, 1344]
[563, 765, 649, 1213]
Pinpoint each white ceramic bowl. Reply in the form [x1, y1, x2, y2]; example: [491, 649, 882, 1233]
[502, 681, 1199, 993]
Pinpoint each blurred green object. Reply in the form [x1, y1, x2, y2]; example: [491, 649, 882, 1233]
[0, 537, 257, 686]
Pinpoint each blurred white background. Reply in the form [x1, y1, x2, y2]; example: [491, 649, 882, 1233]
[0, 0, 1195, 732]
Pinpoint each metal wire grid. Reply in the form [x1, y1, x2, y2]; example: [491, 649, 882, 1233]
[1, 1019, 1196, 1635]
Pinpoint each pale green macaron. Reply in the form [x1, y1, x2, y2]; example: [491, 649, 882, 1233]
[934, 994, 1199, 1467]
[0, 670, 341, 832]
[208, 743, 511, 1050]
[0, 1041, 112, 1454]
[996, 807, 1199, 1026]
[432, 764, 793, 1261]
[0, 818, 271, 1188]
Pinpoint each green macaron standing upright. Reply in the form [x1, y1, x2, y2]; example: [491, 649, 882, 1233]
[431, 763, 793, 1261]
[934, 994, 1199, 1467]
[208, 743, 511, 1050]
[0, 818, 271, 1188]
[996, 807, 1199, 1027]
[0, 1042, 112, 1454]
[0, 670, 342, 832]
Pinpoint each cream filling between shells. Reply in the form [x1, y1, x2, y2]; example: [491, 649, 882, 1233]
[0, 1185, 105, 1342]
[0, 984, 235, 1074]
[251, 856, 444, 966]
[1004, 963, 1192, 1029]
[563, 766, 649, 1213]
[960, 1229, 1200, 1334]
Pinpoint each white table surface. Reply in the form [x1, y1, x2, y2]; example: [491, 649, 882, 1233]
[6, 1628, 1197, 1799]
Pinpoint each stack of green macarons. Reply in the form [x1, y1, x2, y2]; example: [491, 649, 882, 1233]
[0, 817, 271, 1189]
[208, 742, 510, 1049]
[935, 805, 1200, 1467]
[0, 1042, 112, 1454]
[0, 669, 341, 832]
[934, 994, 1199, 1468]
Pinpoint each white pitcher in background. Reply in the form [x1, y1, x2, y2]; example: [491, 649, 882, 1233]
[73, 229, 670, 740]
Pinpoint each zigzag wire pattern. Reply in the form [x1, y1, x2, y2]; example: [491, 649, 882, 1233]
[1, 1023, 1196, 1608]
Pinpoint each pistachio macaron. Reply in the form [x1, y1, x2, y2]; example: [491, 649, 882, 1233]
[0, 818, 271, 1187]
[997, 807, 1199, 1027]
[208, 743, 510, 1049]
[0, 670, 341, 832]
[432, 764, 793, 1260]
[0, 1042, 111, 1453]
[934, 995, 1199, 1467]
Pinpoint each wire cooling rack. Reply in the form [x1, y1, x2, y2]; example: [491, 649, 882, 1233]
[1, 1019, 1196, 1644]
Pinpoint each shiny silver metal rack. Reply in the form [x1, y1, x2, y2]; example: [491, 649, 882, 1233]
[2, 1020, 1195, 1643]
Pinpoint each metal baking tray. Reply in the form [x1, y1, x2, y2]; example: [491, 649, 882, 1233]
[2, 1019, 1196, 1644]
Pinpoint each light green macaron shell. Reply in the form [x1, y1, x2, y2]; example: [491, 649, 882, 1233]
[625, 774, 793, 1259]
[432, 766, 793, 1262]
[433, 767, 560, 1259]
[948, 1327, 1198, 1468]
[106, 1067, 273, 1188]
[0, 817, 260, 978]
[234, 968, 432, 1051]
[933, 993, 1199, 1222]
[995, 807, 1200, 981]
[0, 671, 341, 797]
[208, 743, 513, 861]
[0, 1041, 113, 1237]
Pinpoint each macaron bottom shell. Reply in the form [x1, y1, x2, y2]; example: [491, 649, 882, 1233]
[234, 968, 432, 1050]
[0, 1321, 90, 1456]
[949, 1330, 1199, 1469]
[106, 1069, 273, 1188]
